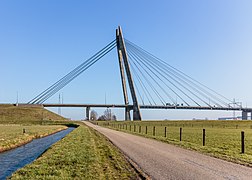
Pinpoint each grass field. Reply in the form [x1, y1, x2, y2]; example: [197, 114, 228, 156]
[0, 104, 66, 124]
[0, 104, 72, 152]
[0, 125, 67, 152]
[11, 124, 139, 179]
[97, 120, 252, 166]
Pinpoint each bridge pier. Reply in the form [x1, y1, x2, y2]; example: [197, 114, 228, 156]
[242, 111, 248, 120]
[249, 111, 252, 120]
[125, 106, 131, 121]
[86, 107, 90, 120]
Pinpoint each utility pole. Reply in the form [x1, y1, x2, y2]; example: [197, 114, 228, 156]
[16, 91, 19, 106]
[58, 93, 61, 115]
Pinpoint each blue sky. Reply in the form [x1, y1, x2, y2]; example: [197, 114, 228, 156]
[1, 1, 252, 120]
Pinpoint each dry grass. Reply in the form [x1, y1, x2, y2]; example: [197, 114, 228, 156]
[0, 125, 67, 152]
[0, 104, 66, 124]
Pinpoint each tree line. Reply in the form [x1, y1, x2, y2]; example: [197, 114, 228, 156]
[90, 109, 117, 121]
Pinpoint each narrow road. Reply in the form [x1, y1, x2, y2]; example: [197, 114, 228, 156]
[84, 122, 252, 180]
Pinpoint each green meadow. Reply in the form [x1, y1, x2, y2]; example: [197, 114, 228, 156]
[11, 124, 139, 179]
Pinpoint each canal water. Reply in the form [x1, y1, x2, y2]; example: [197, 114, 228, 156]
[0, 127, 75, 179]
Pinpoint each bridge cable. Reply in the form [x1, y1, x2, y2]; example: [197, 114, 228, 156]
[36, 43, 116, 104]
[129, 61, 154, 105]
[128, 43, 224, 107]
[127, 43, 213, 107]
[126, 39, 232, 107]
[128, 53, 168, 106]
[127, 43, 220, 107]
[128, 53, 165, 105]
[125, 39, 232, 108]
[127, 45, 198, 106]
[29, 40, 116, 104]
[128, 50, 183, 105]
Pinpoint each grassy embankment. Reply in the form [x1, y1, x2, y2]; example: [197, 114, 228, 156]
[11, 124, 139, 179]
[0, 104, 66, 124]
[98, 120, 252, 167]
[0, 104, 69, 152]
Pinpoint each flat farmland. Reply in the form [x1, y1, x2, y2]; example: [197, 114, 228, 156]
[0, 125, 67, 152]
[97, 120, 252, 166]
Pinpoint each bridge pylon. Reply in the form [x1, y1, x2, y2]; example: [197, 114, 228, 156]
[116, 26, 142, 121]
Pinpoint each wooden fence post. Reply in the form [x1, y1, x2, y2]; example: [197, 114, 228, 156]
[203, 129, 205, 146]
[241, 131, 245, 154]
[146, 126, 148, 134]
[153, 126, 155, 136]
[164, 127, 167, 137]
[180, 128, 182, 141]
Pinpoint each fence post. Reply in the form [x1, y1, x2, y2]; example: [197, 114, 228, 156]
[241, 131, 245, 154]
[180, 128, 182, 141]
[164, 127, 167, 137]
[203, 129, 205, 146]
[130, 125, 131, 131]
[153, 126, 155, 136]
[139, 126, 141, 133]
[146, 126, 148, 134]
[134, 125, 136, 132]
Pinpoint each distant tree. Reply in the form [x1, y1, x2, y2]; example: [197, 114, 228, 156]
[112, 114, 117, 121]
[104, 109, 112, 120]
[90, 110, 98, 121]
[98, 115, 106, 121]
[97, 109, 117, 121]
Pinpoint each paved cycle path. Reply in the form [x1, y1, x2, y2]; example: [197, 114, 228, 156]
[84, 121, 252, 180]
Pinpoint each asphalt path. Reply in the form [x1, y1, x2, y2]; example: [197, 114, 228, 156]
[84, 121, 252, 180]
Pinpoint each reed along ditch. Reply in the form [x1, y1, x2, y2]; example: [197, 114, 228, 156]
[0, 127, 75, 179]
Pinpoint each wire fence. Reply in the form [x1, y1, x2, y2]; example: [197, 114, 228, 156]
[97, 121, 252, 156]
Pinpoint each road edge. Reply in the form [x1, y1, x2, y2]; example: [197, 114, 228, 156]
[84, 122, 151, 180]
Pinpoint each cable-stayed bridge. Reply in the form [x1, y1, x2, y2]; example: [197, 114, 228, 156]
[19, 26, 252, 120]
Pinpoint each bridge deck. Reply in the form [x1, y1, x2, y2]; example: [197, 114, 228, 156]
[38, 103, 252, 112]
